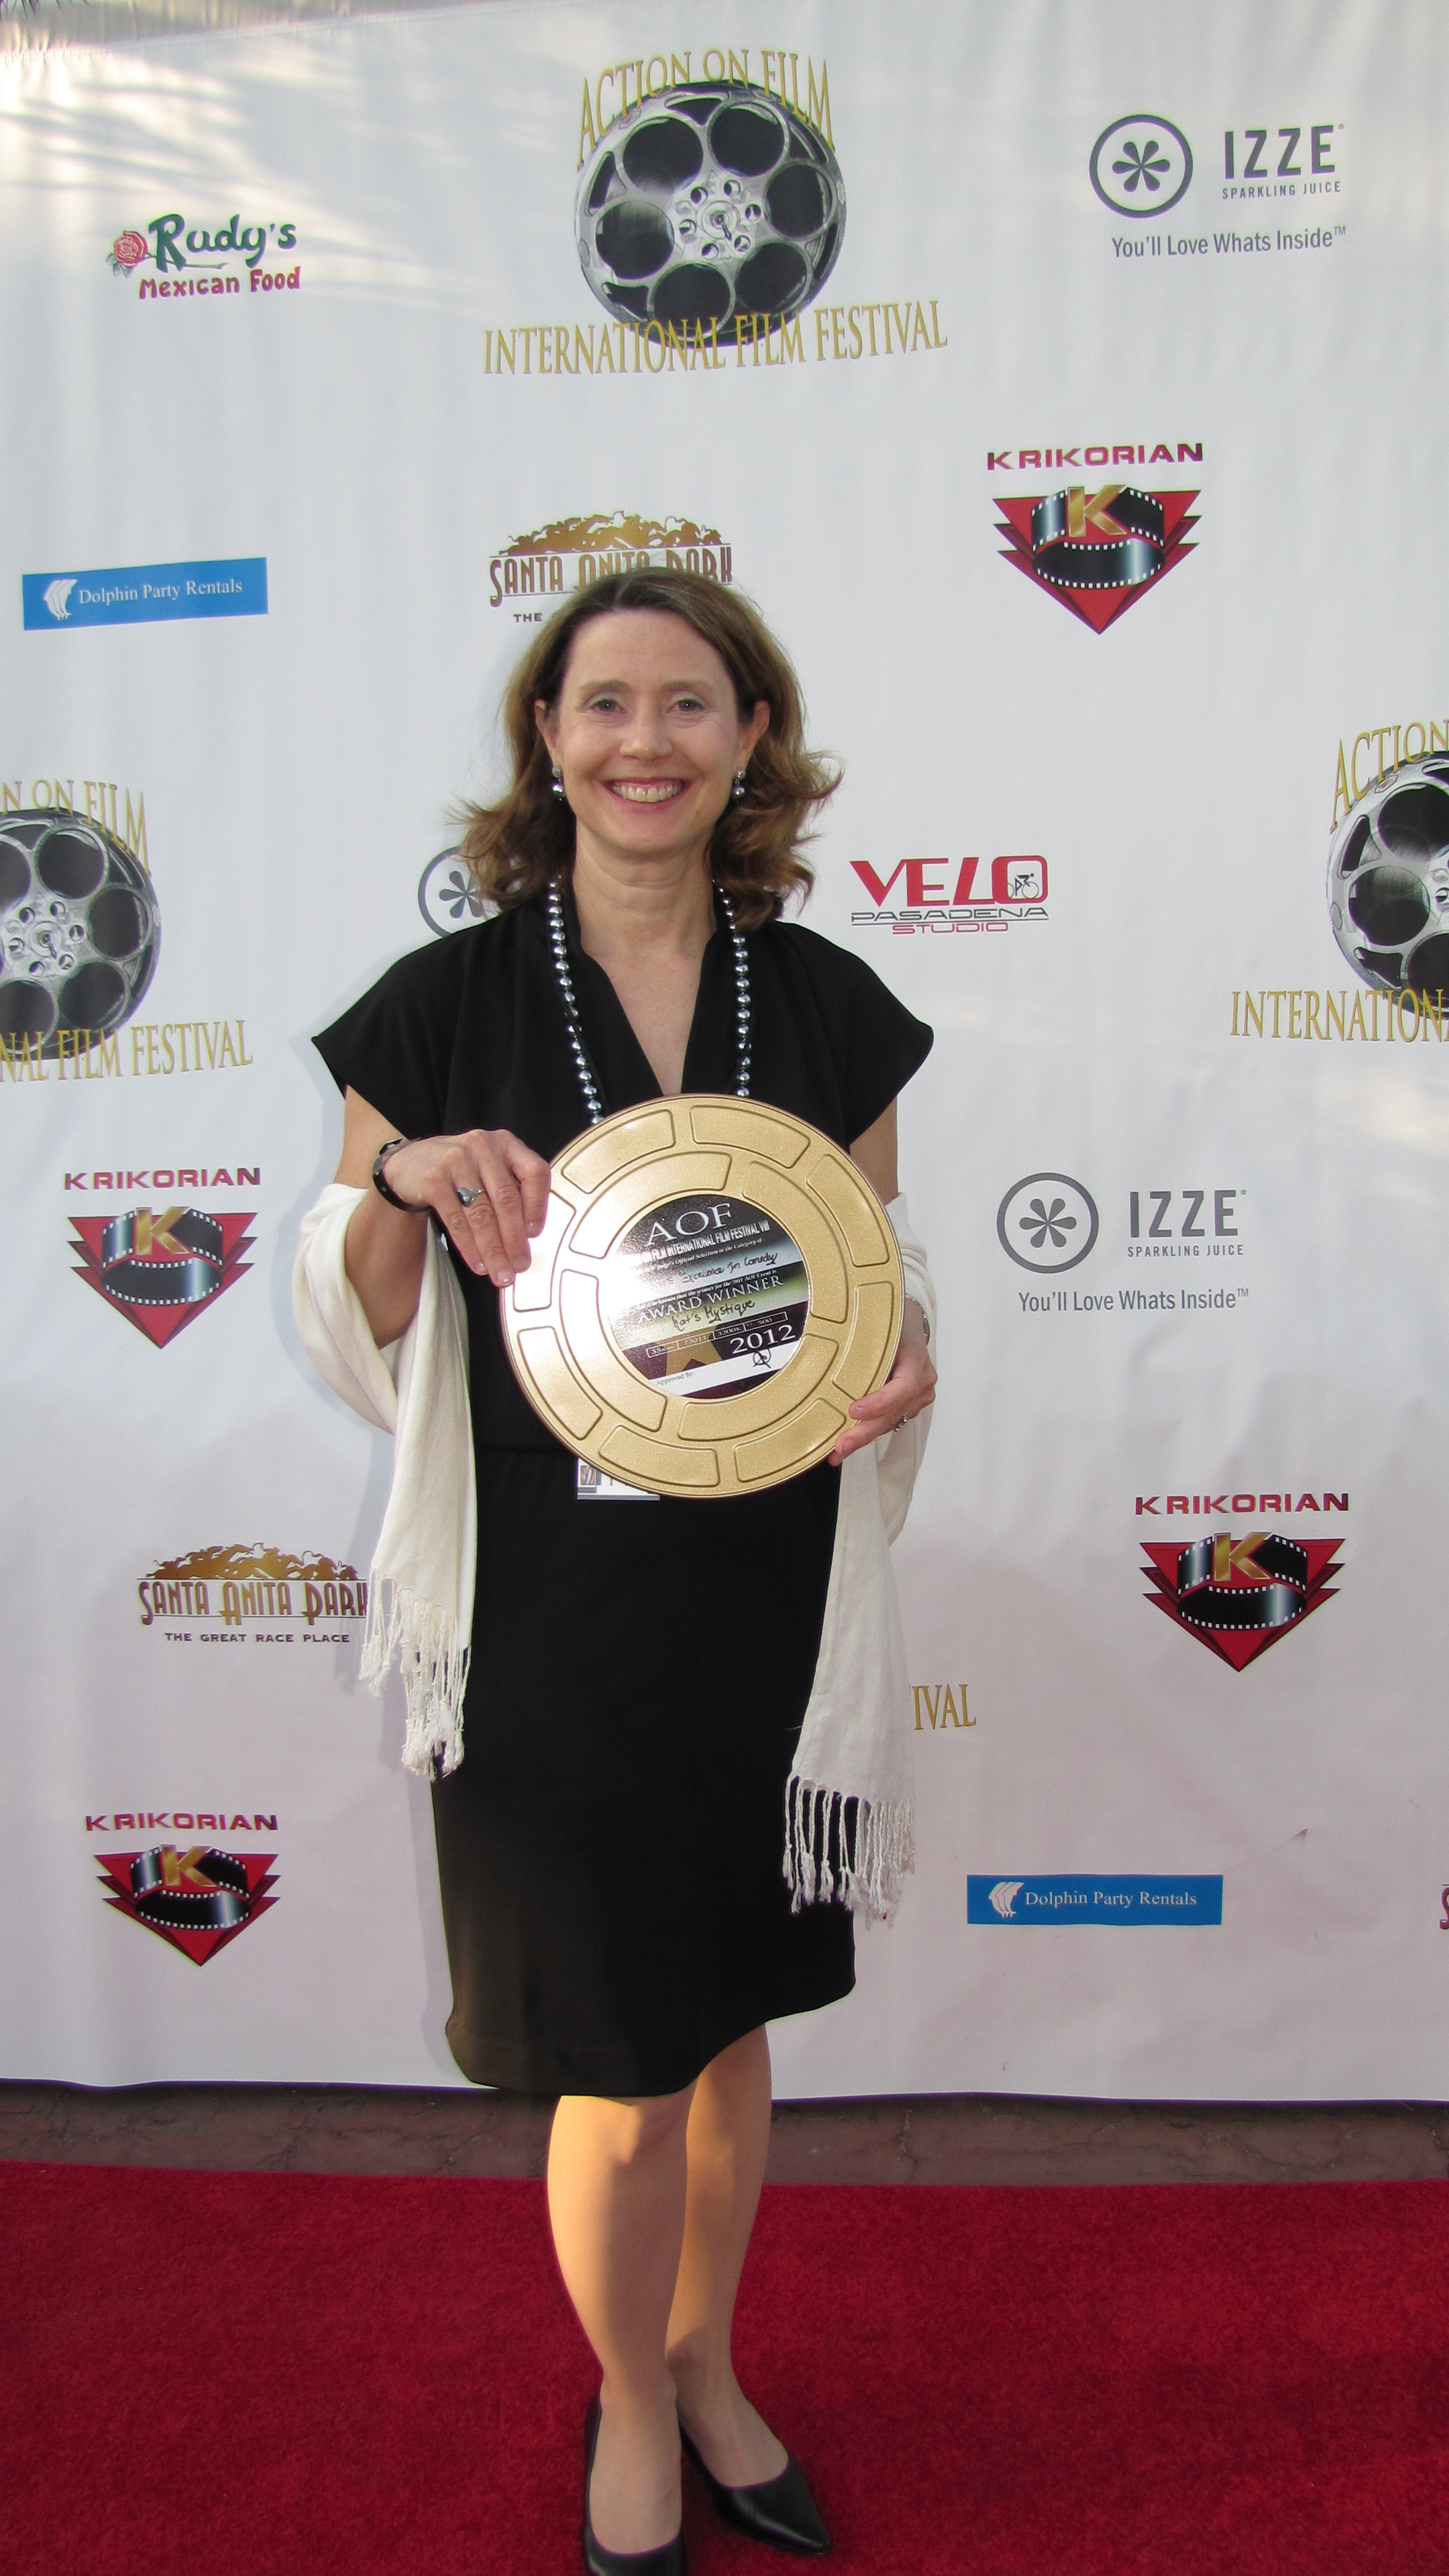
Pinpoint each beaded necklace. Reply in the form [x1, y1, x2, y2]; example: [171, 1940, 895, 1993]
[546, 877, 752, 1125]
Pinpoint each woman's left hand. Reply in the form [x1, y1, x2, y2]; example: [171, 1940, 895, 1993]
[828, 1298, 936, 1466]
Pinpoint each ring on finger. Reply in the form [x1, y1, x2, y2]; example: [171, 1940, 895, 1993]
[455, 1183, 484, 1207]
[894, 1413, 909, 1430]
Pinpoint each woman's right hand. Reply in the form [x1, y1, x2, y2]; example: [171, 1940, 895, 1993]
[334, 1089, 551, 1344]
[375, 1128, 551, 1287]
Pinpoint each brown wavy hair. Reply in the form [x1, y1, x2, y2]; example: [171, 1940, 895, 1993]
[455, 566, 839, 929]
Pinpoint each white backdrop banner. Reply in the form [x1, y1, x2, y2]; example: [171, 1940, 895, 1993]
[3, 0, 1447, 2098]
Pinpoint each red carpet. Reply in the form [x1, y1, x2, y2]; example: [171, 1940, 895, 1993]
[5, 2161, 1448, 2575]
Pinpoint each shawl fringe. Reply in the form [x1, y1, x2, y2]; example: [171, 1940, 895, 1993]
[360, 1571, 469, 1780]
[784, 1774, 916, 1922]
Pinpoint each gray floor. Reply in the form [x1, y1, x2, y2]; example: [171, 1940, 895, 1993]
[5, 2080, 1449, 2184]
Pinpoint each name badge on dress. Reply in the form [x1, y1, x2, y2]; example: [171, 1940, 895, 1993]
[576, 1460, 659, 1502]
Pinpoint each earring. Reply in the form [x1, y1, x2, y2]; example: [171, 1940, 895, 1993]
[551, 767, 565, 801]
[731, 770, 747, 803]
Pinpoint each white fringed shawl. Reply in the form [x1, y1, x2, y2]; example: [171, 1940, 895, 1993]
[293, 1191, 934, 1919]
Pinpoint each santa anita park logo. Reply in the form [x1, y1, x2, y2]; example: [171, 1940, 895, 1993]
[489, 512, 735, 617]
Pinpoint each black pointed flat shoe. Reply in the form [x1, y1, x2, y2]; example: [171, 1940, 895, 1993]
[583, 2398, 687, 2576]
[678, 2421, 831, 2556]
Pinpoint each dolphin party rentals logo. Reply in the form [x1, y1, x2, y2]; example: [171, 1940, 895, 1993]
[489, 513, 734, 613]
[95, 1840, 278, 1964]
[1142, 1526, 1342, 1670]
[71, 1203, 254, 1347]
[991, 441, 1201, 634]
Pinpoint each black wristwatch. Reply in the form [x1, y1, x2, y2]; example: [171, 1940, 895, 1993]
[371, 1138, 430, 1214]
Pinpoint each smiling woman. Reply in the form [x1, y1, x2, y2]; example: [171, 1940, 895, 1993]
[294, 567, 936, 2567]
[458, 567, 837, 927]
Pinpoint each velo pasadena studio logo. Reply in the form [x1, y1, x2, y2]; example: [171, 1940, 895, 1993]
[89, 1809, 278, 1966]
[1088, 113, 1345, 260]
[989, 442, 1200, 635]
[489, 512, 735, 621]
[138, 1544, 367, 1645]
[70, 1168, 256, 1346]
[849, 853, 1047, 938]
[109, 213, 301, 304]
[1138, 1486, 1346, 1672]
[485, 48, 946, 382]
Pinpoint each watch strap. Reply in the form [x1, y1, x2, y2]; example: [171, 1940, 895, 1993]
[371, 1138, 430, 1215]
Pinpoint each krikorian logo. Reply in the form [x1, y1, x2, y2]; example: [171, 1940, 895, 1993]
[1089, 117, 1193, 217]
[1142, 1527, 1342, 1670]
[850, 854, 1048, 938]
[996, 474, 1199, 635]
[490, 513, 734, 621]
[94, 1831, 278, 1966]
[71, 1203, 254, 1347]
[968, 1874, 1223, 1924]
[997, 1174, 1099, 1275]
[109, 213, 300, 303]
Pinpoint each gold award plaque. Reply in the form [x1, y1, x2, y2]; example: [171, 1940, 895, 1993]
[501, 1095, 904, 1497]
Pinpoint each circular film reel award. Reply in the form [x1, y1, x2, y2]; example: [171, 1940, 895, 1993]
[501, 1096, 904, 1496]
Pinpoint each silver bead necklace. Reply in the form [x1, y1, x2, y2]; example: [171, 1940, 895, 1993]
[547, 879, 751, 1126]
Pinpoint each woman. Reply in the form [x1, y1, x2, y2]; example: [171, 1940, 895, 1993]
[299, 570, 935, 2571]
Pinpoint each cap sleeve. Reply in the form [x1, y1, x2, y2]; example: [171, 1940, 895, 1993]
[839, 952, 933, 1139]
[313, 939, 465, 1142]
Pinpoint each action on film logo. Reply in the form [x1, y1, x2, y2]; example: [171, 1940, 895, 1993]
[576, 72, 843, 344]
[1328, 743, 1449, 1000]
[0, 804, 159, 1061]
[996, 1174, 1099, 1275]
[1089, 117, 1193, 217]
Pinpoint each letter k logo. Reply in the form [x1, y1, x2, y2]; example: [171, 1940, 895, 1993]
[1212, 1531, 1272, 1584]
[1065, 484, 1128, 540]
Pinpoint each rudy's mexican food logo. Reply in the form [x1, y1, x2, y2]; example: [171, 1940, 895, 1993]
[1140, 1495, 1344, 1671]
[109, 213, 300, 304]
[139, 1545, 367, 1641]
[93, 1830, 278, 1966]
[71, 1203, 254, 1347]
[487, 50, 946, 380]
[991, 443, 1201, 633]
[490, 513, 734, 616]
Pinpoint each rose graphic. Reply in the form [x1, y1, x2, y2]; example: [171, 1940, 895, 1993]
[108, 229, 148, 275]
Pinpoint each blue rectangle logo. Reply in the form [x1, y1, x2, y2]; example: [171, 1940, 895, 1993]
[23, 558, 267, 631]
[967, 1874, 1224, 1925]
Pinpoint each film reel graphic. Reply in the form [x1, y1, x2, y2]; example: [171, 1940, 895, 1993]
[501, 1095, 903, 1496]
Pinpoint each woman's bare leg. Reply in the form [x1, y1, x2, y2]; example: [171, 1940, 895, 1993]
[547, 2084, 693, 2554]
[666, 2026, 789, 2487]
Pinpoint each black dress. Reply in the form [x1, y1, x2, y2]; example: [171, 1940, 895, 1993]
[315, 891, 932, 2096]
